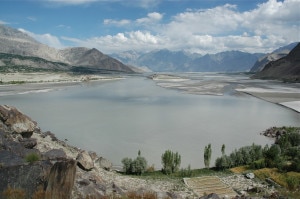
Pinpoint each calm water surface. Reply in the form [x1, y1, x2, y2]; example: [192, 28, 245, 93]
[1, 75, 299, 168]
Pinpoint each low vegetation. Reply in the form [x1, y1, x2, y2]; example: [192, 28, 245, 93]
[24, 152, 40, 164]
[121, 150, 147, 175]
[119, 126, 300, 197]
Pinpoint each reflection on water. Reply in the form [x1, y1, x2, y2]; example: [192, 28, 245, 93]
[1, 74, 299, 168]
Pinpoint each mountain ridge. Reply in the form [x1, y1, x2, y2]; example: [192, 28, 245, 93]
[111, 49, 264, 72]
[252, 43, 300, 82]
[0, 25, 134, 73]
[250, 42, 299, 72]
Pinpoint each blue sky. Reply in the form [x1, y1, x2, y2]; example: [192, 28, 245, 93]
[0, 0, 299, 54]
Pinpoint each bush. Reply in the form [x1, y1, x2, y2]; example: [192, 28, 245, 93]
[286, 175, 300, 190]
[179, 165, 193, 177]
[121, 151, 147, 175]
[250, 159, 266, 169]
[122, 157, 133, 174]
[24, 153, 40, 164]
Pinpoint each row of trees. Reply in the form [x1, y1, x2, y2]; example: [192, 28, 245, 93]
[215, 128, 300, 172]
[122, 150, 182, 175]
[121, 127, 300, 175]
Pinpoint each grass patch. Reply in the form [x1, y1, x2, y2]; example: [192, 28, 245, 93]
[24, 153, 40, 164]
[2, 185, 26, 199]
[254, 168, 300, 190]
[230, 166, 249, 174]
[130, 168, 232, 180]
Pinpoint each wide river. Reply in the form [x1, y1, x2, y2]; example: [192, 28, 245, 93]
[1, 73, 299, 168]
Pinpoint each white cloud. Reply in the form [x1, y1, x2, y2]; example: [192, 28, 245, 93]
[62, 30, 162, 52]
[42, 0, 300, 54]
[18, 28, 65, 49]
[136, 12, 163, 24]
[103, 12, 163, 27]
[27, 16, 37, 21]
[56, 24, 71, 29]
[45, 0, 160, 7]
[45, 0, 98, 5]
[103, 19, 131, 26]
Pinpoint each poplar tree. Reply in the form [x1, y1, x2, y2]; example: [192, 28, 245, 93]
[204, 144, 212, 169]
[221, 144, 225, 156]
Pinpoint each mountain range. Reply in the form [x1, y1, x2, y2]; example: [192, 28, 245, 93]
[0, 25, 134, 73]
[0, 24, 298, 75]
[111, 49, 264, 72]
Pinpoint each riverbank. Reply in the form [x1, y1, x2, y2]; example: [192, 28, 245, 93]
[0, 72, 123, 96]
[236, 87, 300, 113]
[149, 73, 300, 113]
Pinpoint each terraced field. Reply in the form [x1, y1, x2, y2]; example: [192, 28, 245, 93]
[183, 176, 236, 198]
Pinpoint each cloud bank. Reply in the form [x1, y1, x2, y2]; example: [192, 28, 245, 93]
[31, 0, 300, 54]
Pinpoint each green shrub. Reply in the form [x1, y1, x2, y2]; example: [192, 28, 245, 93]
[250, 159, 266, 169]
[286, 175, 300, 190]
[179, 165, 193, 177]
[121, 151, 147, 175]
[24, 153, 40, 164]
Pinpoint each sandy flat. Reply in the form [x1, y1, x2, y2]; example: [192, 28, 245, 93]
[236, 87, 300, 113]
[280, 101, 300, 113]
[0, 72, 122, 96]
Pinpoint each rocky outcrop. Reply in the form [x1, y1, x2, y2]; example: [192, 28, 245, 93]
[0, 161, 53, 198]
[199, 193, 220, 199]
[0, 105, 37, 137]
[0, 105, 77, 199]
[76, 151, 94, 171]
[45, 159, 77, 199]
[95, 157, 112, 171]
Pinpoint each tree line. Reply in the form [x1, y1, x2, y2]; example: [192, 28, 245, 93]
[121, 127, 300, 175]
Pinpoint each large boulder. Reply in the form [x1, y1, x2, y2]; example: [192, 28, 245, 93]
[199, 193, 220, 199]
[95, 157, 112, 171]
[0, 160, 53, 199]
[76, 151, 94, 171]
[0, 105, 37, 137]
[43, 149, 67, 160]
[45, 159, 77, 199]
[19, 137, 37, 149]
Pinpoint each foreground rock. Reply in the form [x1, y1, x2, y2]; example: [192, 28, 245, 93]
[46, 160, 77, 199]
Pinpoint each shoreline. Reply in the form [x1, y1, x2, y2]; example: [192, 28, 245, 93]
[0, 72, 123, 96]
[236, 88, 300, 113]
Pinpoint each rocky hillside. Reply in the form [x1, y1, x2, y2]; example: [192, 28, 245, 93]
[0, 25, 65, 63]
[252, 43, 300, 82]
[60, 47, 134, 73]
[0, 52, 70, 72]
[0, 25, 133, 73]
[111, 49, 263, 72]
[0, 105, 192, 199]
[250, 42, 298, 72]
